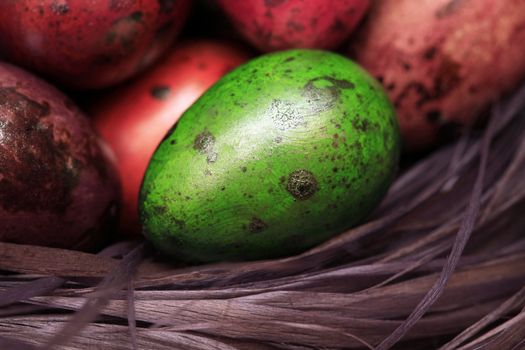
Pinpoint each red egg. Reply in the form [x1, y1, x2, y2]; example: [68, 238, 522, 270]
[92, 40, 250, 235]
[216, 0, 369, 52]
[0, 62, 120, 250]
[0, 0, 191, 89]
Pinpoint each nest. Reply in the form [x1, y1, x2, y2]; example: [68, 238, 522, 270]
[2, 85, 525, 350]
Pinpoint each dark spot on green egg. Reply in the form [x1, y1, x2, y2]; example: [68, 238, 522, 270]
[153, 206, 167, 215]
[286, 169, 318, 200]
[301, 76, 355, 115]
[234, 100, 249, 108]
[284, 57, 295, 63]
[324, 77, 355, 89]
[151, 85, 171, 100]
[193, 131, 217, 163]
[241, 166, 247, 173]
[248, 216, 268, 233]
[352, 116, 370, 132]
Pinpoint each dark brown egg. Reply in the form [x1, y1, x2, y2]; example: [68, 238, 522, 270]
[0, 62, 120, 250]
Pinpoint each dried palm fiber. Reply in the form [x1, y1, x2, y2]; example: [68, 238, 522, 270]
[1, 84, 525, 349]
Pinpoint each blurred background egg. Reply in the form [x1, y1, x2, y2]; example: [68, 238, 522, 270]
[0, 0, 191, 89]
[216, 0, 370, 52]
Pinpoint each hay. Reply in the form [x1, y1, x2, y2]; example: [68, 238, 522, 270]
[1, 85, 525, 349]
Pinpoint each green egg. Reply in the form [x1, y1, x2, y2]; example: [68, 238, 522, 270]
[139, 49, 400, 263]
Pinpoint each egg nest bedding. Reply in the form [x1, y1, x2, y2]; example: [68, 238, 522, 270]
[1, 85, 525, 350]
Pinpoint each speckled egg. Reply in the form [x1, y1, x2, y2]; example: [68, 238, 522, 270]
[0, 0, 190, 89]
[140, 49, 400, 263]
[351, 0, 525, 151]
[0, 62, 120, 250]
[216, 0, 370, 52]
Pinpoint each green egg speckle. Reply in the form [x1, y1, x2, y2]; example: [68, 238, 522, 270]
[139, 49, 400, 263]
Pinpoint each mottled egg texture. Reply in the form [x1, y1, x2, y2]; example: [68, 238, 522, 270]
[140, 50, 400, 263]
[0, 62, 120, 250]
[352, 0, 525, 151]
[0, 0, 191, 89]
[217, 0, 369, 52]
